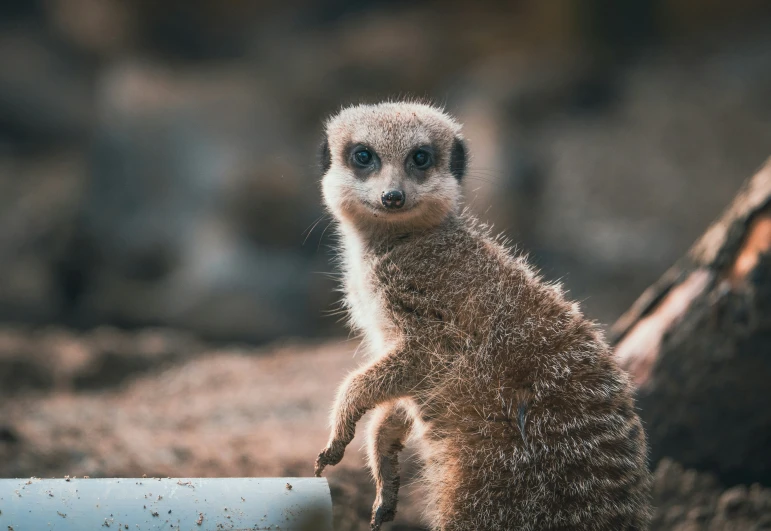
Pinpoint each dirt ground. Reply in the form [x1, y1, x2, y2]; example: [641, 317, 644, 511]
[1, 326, 770, 530]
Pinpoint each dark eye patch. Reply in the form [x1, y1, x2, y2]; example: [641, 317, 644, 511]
[449, 138, 467, 181]
[319, 136, 331, 174]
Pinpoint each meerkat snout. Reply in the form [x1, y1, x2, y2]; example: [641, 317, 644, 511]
[381, 190, 405, 209]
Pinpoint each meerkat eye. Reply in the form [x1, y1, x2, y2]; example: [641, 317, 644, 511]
[412, 149, 432, 169]
[353, 148, 374, 167]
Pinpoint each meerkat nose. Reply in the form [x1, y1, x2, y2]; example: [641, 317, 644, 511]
[381, 190, 405, 209]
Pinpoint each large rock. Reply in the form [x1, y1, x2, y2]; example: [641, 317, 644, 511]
[612, 161, 771, 486]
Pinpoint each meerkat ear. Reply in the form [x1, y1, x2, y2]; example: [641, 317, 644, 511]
[319, 135, 332, 174]
[450, 137, 467, 181]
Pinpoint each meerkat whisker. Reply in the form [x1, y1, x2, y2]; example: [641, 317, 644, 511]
[302, 214, 329, 246]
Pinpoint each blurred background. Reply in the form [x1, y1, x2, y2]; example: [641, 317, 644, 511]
[1, 0, 770, 341]
[1, 1, 771, 529]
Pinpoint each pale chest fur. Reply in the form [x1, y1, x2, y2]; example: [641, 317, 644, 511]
[341, 231, 399, 356]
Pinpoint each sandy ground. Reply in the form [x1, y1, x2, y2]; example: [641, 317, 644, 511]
[1, 327, 770, 530]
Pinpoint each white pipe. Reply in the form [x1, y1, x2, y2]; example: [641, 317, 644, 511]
[0, 477, 331, 530]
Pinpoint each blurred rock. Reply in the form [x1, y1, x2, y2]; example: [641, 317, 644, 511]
[611, 163, 771, 487]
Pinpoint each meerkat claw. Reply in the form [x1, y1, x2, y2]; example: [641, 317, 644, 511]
[371, 504, 395, 530]
[315, 444, 345, 476]
[313, 459, 324, 477]
[314, 453, 328, 477]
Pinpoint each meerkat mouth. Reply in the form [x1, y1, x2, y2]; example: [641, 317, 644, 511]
[360, 200, 420, 219]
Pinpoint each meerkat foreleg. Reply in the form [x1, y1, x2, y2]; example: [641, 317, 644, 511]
[314, 345, 424, 477]
[367, 401, 413, 530]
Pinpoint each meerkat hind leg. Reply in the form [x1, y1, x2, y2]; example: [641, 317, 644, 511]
[368, 401, 414, 530]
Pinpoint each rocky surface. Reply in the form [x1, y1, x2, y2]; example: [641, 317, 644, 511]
[2, 328, 771, 530]
[610, 165, 771, 488]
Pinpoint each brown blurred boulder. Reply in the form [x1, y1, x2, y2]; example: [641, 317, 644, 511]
[612, 160, 771, 486]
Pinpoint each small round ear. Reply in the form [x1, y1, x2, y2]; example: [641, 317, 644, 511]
[450, 137, 467, 181]
[319, 135, 331, 174]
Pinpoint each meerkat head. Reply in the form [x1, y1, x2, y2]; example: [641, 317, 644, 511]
[320, 101, 467, 234]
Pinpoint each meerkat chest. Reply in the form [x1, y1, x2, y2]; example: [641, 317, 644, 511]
[343, 245, 398, 354]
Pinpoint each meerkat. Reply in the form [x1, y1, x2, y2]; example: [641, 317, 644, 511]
[313, 101, 652, 531]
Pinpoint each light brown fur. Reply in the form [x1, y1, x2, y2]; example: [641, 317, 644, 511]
[314, 101, 652, 530]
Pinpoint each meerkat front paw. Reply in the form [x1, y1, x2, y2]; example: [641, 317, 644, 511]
[314, 441, 346, 476]
[371, 500, 396, 530]
[371, 477, 399, 530]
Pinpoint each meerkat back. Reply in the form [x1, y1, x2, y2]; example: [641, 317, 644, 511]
[314, 101, 652, 531]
